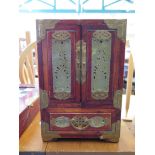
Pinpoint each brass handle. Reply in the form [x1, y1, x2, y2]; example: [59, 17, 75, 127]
[81, 40, 86, 83]
[76, 40, 86, 84]
[70, 116, 89, 130]
[76, 61, 80, 83]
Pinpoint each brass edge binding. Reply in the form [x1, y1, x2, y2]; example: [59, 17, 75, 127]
[41, 121, 61, 141]
[36, 20, 59, 41]
[81, 40, 86, 83]
[104, 19, 127, 42]
[100, 90, 122, 142]
[100, 120, 121, 141]
[76, 40, 86, 83]
[99, 90, 122, 141]
[113, 90, 123, 110]
[40, 89, 49, 109]
[75, 40, 81, 83]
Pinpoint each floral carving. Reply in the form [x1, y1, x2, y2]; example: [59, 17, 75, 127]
[93, 30, 111, 40]
[52, 31, 70, 40]
[54, 92, 70, 100]
[92, 92, 108, 100]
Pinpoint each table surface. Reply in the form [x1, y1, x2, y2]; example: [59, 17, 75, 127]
[19, 86, 39, 114]
[19, 112, 135, 153]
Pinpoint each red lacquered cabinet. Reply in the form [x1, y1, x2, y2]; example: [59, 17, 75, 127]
[36, 19, 127, 142]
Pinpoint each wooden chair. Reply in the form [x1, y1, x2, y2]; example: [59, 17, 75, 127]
[19, 41, 37, 85]
[122, 39, 135, 121]
[19, 32, 40, 137]
[124, 53, 134, 121]
[19, 31, 38, 85]
[19, 31, 31, 55]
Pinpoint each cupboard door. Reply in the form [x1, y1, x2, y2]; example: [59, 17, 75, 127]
[82, 24, 118, 105]
[47, 25, 81, 104]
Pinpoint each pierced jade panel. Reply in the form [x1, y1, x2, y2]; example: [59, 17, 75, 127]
[91, 30, 112, 100]
[52, 33, 71, 99]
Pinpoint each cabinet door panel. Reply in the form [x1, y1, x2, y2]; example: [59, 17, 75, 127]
[91, 30, 112, 99]
[47, 25, 81, 104]
[52, 32, 72, 98]
[82, 25, 118, 105]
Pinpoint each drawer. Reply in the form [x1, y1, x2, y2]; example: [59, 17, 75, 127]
[50, 113, 111, 131]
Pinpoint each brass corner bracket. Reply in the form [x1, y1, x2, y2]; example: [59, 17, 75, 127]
[100, 120, 121, 140]
[104, 19, 127, 42]
[36, 20, 59, 41]
[41, 121, 61, 141]
[113, 89, 123, 110]
[40, 89, 49, 109]
[76, 40, 86, 83]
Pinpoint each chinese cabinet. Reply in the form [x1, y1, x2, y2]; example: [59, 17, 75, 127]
[36, 19, 127, 142]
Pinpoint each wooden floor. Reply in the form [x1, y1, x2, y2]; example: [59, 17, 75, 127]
[19, 112, 135, 154]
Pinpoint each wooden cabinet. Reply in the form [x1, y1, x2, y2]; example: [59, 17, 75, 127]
[36, 20, 126, 142]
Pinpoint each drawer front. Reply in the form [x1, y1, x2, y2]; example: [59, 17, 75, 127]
[50, 113, 111, 131]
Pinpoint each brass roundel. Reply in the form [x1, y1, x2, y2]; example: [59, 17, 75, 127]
[70, 116, 89, 130]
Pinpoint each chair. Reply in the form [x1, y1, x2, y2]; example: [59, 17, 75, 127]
[19, 41, 37, 85]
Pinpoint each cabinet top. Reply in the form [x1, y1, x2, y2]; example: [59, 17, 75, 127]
[36, 19, 127, 42]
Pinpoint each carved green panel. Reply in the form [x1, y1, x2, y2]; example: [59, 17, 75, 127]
[89, 116, 106, 128]
[52, 31, 71, 100]
[51, 116, 70, 128]
[91, 30, 112, 100]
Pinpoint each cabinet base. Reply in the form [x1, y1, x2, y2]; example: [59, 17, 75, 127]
[43, 138, 58, 142]
[42, 136, 119, 143]
[106, 138, 119, 143]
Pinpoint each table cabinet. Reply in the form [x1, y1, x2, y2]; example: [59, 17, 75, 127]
[36, 19, 126, 142]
